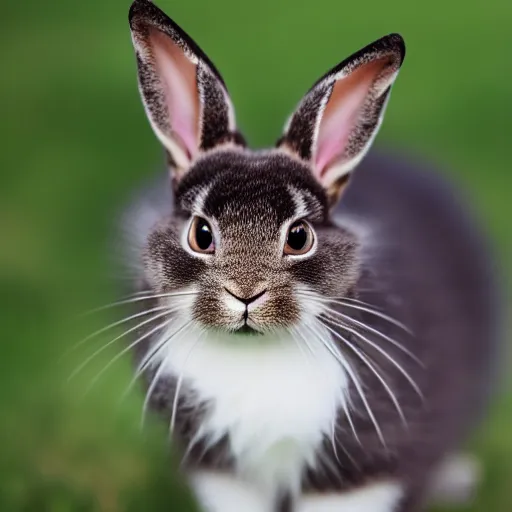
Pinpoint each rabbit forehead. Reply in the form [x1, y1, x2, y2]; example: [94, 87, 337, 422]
[176, 150, 328, 226]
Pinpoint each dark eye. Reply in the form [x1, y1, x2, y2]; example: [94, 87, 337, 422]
[188, 216, 215, 254]
[284, 220, 314, 256]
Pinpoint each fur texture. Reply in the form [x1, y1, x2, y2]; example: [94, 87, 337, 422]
[297, 482, 403, 512]
[157, 324, 348, 498]
[121, 1, 501, 511]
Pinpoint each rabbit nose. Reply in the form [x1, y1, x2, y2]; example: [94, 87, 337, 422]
[224, 288, 267, 307]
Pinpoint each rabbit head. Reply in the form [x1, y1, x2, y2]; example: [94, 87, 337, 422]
[129, 0, 405, 334]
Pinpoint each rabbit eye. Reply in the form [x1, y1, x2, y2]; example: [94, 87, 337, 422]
[188, 216, 215, 254]
[284, 220, 314, 256]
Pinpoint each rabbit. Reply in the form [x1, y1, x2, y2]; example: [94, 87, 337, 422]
[121, 1, 502, 511]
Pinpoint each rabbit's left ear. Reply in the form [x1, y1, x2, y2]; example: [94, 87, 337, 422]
[278, 34, 405, 205]
[129, 0, 242, 182]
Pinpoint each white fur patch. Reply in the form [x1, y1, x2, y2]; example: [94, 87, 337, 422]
[191, 472, 268, 512]
[298, 482, 403, 512]
[157, 324, 348, 499]
[427, 453, 480, 505]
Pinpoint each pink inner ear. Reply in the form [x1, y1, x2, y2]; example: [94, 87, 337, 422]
[314, 58, 388, 179]
[151, 29, 199, 160]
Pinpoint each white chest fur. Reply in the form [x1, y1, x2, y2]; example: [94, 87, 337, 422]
[159, 327, 348, 497]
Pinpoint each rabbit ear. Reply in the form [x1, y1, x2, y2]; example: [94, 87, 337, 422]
[278, 34, 405, 204]
[129, 0, 243, 180]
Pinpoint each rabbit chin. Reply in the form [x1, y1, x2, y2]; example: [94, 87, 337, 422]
[154, 319, 349, 497]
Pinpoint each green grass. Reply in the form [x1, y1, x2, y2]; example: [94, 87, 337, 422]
[1, 0, 511, 510]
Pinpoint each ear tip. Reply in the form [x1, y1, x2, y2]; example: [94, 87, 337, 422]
[129, 0, 147, 26]
[388, 33, 406, 59]
[381, 33, 406, 64]
[129, 0, 158, 28]
[128, 0, 181, 44]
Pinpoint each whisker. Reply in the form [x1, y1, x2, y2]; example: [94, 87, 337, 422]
[299, 293, 412, 335]
[180, 424, 203, 468]
[321, 306, 423, 367]
[117, 321, 186, 406]
[63, 305, 171, 360]
[79, 291, 198, 316]
[321, 320, 407, 428]
[323, 315, 424, 401]
[340, 399, 361, 447]
[127, 290, 153, 296]
[141, 357, 167, 429]
[330, 417, 341, 466]
[297, 320, 361, 444]
[68, 309, 175, 382]
[81, 317, 173, 394]
[140, 321, 194, 429]
[300, 290, 384, 311]
[292, 326, 318, 359]
[326, 390, 357, 471]
[304, 322, 386, 448]
[315, 444, 345, 485]
[293, 325, 360, 447]
[287, 327, 310, 363]
[330, 423, 361, 471]
[334, 296, 385, 310]
[170, 330, 205, 436]
[337, 302, 413, 335]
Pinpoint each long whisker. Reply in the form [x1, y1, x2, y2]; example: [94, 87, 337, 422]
[320, 321, 407, 428]
[80, 291, 198, 316]
[304, 322, 386, 447]
[299, 293, 412, 335]
[170, 330, 205, 436]
[334, 296, 385, 310]
[287, 327, 310, 363]
[82, 317, 173, 394]
[63, 305, 172, 360]
[330, 419, 341, 466]
[329, 423, 360, 471]
[180, 423, 203, 468]
[140, 357, 167, 428]
[293, 325, 360, 450]
[300, 290, 385, 311]
[315, 444, 345, 485]
[298, 322, 361, 444]
[338, 398, 360, 447]
[68, 309, 174, 382]
[339, 302, 413, 335]
[140, 321, 194, 429]
[292, 326, 317, 359]
[126, 290, 153, 296]
[320, 305, 422, 366]
[117, 320, 187, 406]
[323, 314, 424, 401]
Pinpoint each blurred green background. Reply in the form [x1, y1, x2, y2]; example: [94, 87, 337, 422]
[1, 0, 511, 510]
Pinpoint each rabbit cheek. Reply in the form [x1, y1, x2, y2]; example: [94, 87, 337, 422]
[290, 235, 359, 297]
[144, 225, 207, 291]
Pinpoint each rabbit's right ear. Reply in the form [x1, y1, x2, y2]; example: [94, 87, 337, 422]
[278, 34, 405, 206]
[129, 0, 243, 182]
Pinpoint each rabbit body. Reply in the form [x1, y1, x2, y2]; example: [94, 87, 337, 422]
[123, 1, 500, 511]
[125, 149, 497, 512]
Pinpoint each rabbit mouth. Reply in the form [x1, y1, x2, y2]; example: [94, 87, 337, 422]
[234, 324, 260, 335]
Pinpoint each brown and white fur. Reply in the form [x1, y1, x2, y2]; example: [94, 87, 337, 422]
[119, 1, 502, 511]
